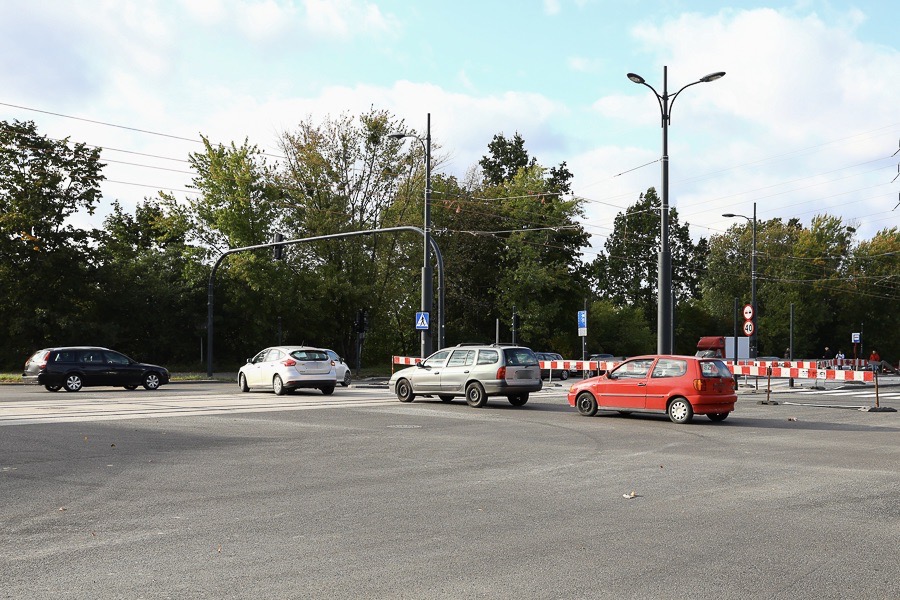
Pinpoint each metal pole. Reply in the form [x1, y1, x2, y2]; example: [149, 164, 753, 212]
[750, 202, 758, 358]
[733, 298, 738, 361]
[789, 303, 794, 388]
[421, 113, 434, 359]
[658, 66, 673, 355]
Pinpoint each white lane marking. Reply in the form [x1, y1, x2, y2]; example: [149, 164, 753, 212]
[0, 394, 397, 426]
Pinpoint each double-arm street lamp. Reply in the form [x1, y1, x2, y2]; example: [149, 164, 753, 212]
[626, 67, 725, 354]
[389, 114, 434, 358]
[723, 202, 758, 359]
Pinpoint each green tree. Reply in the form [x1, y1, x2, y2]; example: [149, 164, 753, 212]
[590, 188, 707, 340]
[0, 120, 105, 366]
[278, 109, 420, 363]
[478, 132, 536, 186]
[95, 197, 207, 365]
[186, 136, 293, 364]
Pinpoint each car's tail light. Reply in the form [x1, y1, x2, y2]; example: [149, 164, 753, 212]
[693, 379, 708, 392]
[496, 367, 506, 380]
[283, 358, 297, 367]
[38, 351, 49, 370]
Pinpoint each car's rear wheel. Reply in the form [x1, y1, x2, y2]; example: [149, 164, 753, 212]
[439, 395, 454, 402]
[321, 386, 335, 395]
[708, 412, 729, 422]
[507, 393, 529, 407]
[560, 370, 569, 381]
[124, 385, 138, 391]
[341, 371, 351, 387]
[143, 373, 161, 390]
[668, 397, 694, 424]
[44, 384, 61, 392]
[239, 373, 249, 392]
[64, 374, 83, 392]
[465, 382, 487, 408]
[396, 379, 415, 403]
[273, 375, 286, 396]
[576, 392, 598, 416]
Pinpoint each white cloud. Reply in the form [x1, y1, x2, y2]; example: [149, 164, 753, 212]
[302, 0, 394, 38]
[544, 0, 562, 16]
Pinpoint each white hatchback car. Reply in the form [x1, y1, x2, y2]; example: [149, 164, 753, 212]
[239, 346, 337, 395]
[324, 349, 352, 386]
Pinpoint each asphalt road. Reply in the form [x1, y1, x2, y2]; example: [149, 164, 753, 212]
[1, 381, 898, 599]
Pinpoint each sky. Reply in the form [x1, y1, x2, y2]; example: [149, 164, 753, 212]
[2, 0, 899, 262]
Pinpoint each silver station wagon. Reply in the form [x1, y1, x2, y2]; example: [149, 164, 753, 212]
[389, 344, 542, 408]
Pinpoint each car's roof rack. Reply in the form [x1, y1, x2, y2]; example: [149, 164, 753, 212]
[453, 342, 523, 348]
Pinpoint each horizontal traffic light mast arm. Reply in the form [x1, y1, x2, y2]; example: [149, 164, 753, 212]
[206, 226, 444, 378]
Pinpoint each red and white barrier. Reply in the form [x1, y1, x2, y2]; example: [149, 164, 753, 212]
[729, 364, 874, 382]
[392, 356, 422, 366]
[393, 355, 877, 382]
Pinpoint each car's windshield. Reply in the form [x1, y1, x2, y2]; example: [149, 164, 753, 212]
[423, 350, 450, 367]
[613, 358, 654, 379]
[504, 348, 539, 366]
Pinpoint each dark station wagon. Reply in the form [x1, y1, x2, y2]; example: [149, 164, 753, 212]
[22, 346, 170, 392]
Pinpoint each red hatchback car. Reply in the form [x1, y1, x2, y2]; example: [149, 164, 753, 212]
[567, 355, 736, 424]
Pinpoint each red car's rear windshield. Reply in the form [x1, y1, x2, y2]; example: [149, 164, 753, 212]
[699, 360, 733, 378]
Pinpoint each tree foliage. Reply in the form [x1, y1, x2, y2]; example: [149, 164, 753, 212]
[2, 115, 898, 370]
[0, 120, 105, 365]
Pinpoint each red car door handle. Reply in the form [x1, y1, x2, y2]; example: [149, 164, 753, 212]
[638, 382, 647, 387]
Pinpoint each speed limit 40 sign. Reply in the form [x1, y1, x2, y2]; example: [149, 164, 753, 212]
[743, 320, 755, 336]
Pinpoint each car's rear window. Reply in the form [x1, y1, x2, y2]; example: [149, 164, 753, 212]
[477, 349, 499, 365]
[503, 348, 538, 367]
[291, 350, 329, 361]
[700, 360, 733, 378]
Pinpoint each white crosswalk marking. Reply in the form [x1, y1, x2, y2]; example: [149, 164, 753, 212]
[0, 393, 397, 426]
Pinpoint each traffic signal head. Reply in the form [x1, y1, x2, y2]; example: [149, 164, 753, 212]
[273, 232, 284, 260]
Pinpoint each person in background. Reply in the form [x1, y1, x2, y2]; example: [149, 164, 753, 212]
[869, 349, 881, 373]
[835, 349, 846, 369]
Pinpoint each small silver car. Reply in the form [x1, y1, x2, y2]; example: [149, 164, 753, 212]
[324, 349, 352, 387]
[388, 344, 542, 408]
[239, 346, 337, 395]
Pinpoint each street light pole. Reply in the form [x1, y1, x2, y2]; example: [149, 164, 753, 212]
[723, 202, 758, 359]
[627, 67, 725, 354]
[389, 114, 434, 358]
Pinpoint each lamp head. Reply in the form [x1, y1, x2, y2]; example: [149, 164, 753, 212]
[722, 213, 736, 218]
[626, 73, 645, 84]
[700, 71, 726, 83]
[387, 133, 408, 140]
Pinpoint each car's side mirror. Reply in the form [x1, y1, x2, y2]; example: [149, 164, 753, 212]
[246, 358, 252, 364]
[416, 361, 426, 369]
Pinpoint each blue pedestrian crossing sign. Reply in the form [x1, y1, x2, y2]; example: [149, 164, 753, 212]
[577, 310, 587, 337]
[415, 312, 430, 330]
